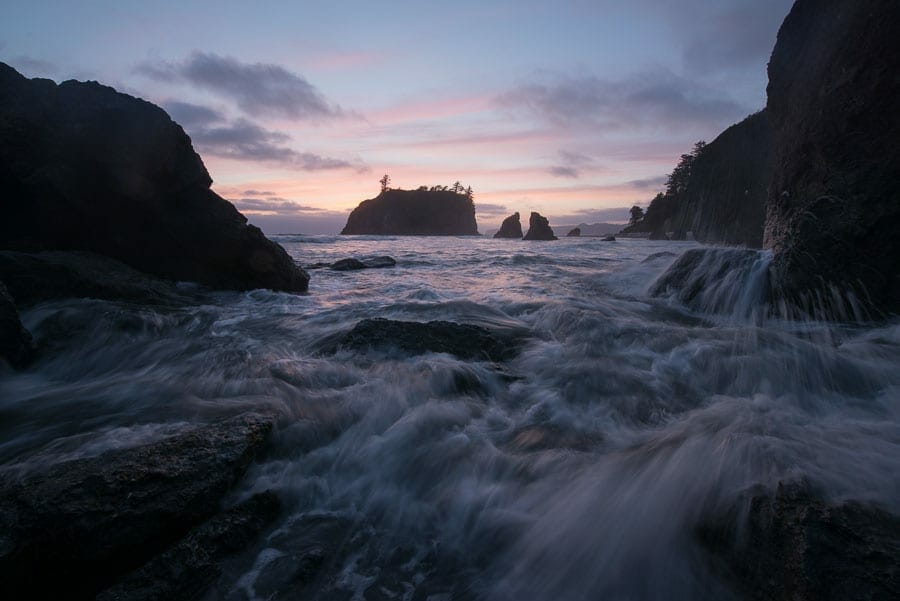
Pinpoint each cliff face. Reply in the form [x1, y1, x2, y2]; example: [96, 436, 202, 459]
[341, 189, 479, 235]
[622, 111, 772, 247]
[493, 213, 523, 239]
[764, 0, 900, 314]
[0, 63, 308, 292]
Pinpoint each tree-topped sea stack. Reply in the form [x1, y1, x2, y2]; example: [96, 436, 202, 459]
[341, 188, 479, 235]
[0, 63, 308, 292]
[494, 212, 523, 239]
[523, 212, 557, 240]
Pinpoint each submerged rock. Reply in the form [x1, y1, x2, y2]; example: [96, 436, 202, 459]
[0, 281, 34, 368]
[330, 256, 397, 271]
[341, 189, 478, 235]
[494, 213, 524, 239]
[327, 317, 525, 361]
[0, 412, 275, 599]
[522, 212, 558, 241]
[0, 250, 194, 307]
[763, 0, 900, 315]
[601, 235, 616, 242]
[566, 227, 581, 237]
[699, 481, 900, 601]
[98, 492, 281, 601]
[0, 63, 308, 293]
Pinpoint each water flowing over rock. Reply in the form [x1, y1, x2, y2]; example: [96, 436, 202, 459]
[566, 227, 581, 237]
[0, 281, 33, 368]
[0, 412, 275, 599]
[699, 481, 900, 601]
[0, 63, 308, 293]
[494, 213, 524, 239]
[341, 189, 479, 235]
[763, 0, 900, 315]
[523, 212, 558, 241]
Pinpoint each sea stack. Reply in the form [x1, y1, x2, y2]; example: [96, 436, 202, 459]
[566, 227, 581, 237]
[523, 212, 558, 240]
[494, 213, 524, 239]
[341, 189, 478, 235]
[0, 63, 308, 293]
[763, 0, 900, 315]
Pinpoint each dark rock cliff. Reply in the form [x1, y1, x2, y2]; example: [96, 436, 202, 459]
[764, 0, 900, 315]
[522, 212, 557, 241]
[622, 111, 772, 247]
[341, 189, 479, 235]
[0, 63, 308, 292]
[493, 212, 524, 239]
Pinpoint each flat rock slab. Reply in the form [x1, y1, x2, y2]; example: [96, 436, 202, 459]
[307, 256, 397, 271]
[98, 491, 281, 601]
[699, 481, 900, 601]
[327, 317, 526, 361]
[0, 412, 275, 599]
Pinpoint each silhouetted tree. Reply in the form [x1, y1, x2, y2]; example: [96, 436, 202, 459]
[465, 185, 473, 200]
[417, 185, 428, 191]
[379, 174, 391, 192]
[629, 205, 644, 225]
[451, 181, 463, 193]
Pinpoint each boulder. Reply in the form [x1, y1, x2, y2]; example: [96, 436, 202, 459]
[494, 213, 524, 239]
[601, 235, 616, 242]
[0, 281, 34, 368]
[763, 0, 900, 315]
[699, 481, 900, 601]
[341, 189, 478, 235]
[566, 227, 581, 237]
[326, 317, 525, 361]
[329, 256, 396, 271]
[0, 250, 194, 307]
[98, 492, 281, 601]
[522, 212, 558, 241]
[0, 412, 275, 599]
[0, 63, 308, 293]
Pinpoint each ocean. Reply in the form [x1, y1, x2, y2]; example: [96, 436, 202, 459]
[2, 236, 899, 599]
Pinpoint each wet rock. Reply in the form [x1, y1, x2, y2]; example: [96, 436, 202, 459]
[0, 250, 194, 307]
[327, 317, 525, 361]
[98, 491, 281, 601]
[764, 1, 900, 315]
[0, 412, 275, 599]
[650, 248, 764, 303]
[522, 212, 558, 241]
[0, 63, 308, 293]
[341, 189, 478, 235]
[327, 256, 397, 271]
[0, 281, 34, 368]
[601, 235, 616, 242]
[494, 213, 524, 239]
[566, 227, 581, 237]
[699, 481, 900, 601]
[641, 251, 677, 263]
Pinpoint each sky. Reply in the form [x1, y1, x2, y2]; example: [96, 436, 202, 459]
[1, 0, 794, 234]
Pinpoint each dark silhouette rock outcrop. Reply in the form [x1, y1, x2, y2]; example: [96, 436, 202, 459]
[621, 111, 772, 247]
[494, 213, 524, 239]
[601, 235, 616, 242]
[566, 227, 581, 237]
[341, 189, 478, 235]
[326, 317, 525, 361]
[0, 281, 34, 368]
[0, 251, 194, 307]
[522, 212, 557, 241]
[0, 412, 275, 599]
[307, 256, 397, 271]
[699, 481, 900, 601]
[763, 0, 900, 315]
[0, 63, 308, 293]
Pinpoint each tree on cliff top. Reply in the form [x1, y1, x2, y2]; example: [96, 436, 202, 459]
[379, 174, 391, 192]
[629, 205, 644, 226]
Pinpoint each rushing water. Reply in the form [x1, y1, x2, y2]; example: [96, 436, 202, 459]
[1, 236, 899, 600]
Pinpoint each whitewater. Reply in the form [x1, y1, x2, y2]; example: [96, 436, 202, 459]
[1, 236, 898, 600]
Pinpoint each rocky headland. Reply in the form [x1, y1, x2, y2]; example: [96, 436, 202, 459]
[341, 189, 479, 235]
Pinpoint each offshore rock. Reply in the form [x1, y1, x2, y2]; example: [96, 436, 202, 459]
[0, 412, 275, 599]
[0, 251, 194, 307]
[98, 492, 281, 601]
[0, 63, 308, 293]
[601, 235, 616, 242]
[763, 0, 900, 315]
[699, 481, 900, 601]
[327, 317, 525, 361]
[523, 212, 557, 241]
[494, 213, 524, 239]
[341, 189, 478, 235]
[0, 281, 34, 368]
[566, 227, 581, 237]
